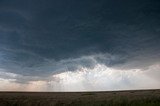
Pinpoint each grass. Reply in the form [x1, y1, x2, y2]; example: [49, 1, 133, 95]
[0, 89, 160, 106]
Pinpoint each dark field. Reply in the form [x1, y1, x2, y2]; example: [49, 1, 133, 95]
[0, 89, 160, 106]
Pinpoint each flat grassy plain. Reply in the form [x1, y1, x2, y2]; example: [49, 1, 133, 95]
[0, 89, 160, 106]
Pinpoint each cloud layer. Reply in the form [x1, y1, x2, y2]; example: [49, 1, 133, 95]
[0, 0, 160, 91]
[0, 54, 160, 91]
[0, 61, 160, 91]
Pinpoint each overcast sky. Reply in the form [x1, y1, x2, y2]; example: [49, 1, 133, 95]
[0, 0, 160, 91]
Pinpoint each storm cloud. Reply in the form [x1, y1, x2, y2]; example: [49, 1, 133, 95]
[0, 0, 160, 91]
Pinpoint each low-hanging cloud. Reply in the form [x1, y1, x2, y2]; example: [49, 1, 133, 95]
[0, 61, 160, 91]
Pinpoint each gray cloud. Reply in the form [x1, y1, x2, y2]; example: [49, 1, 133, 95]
[0, 0, 160, 87]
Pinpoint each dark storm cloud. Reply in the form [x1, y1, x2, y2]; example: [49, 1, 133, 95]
[0, 0, 160, 80]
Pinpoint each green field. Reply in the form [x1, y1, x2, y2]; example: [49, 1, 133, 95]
[0, 89, 160, 106]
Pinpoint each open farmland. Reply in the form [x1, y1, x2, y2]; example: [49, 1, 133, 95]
[0, 89, 160, 106]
